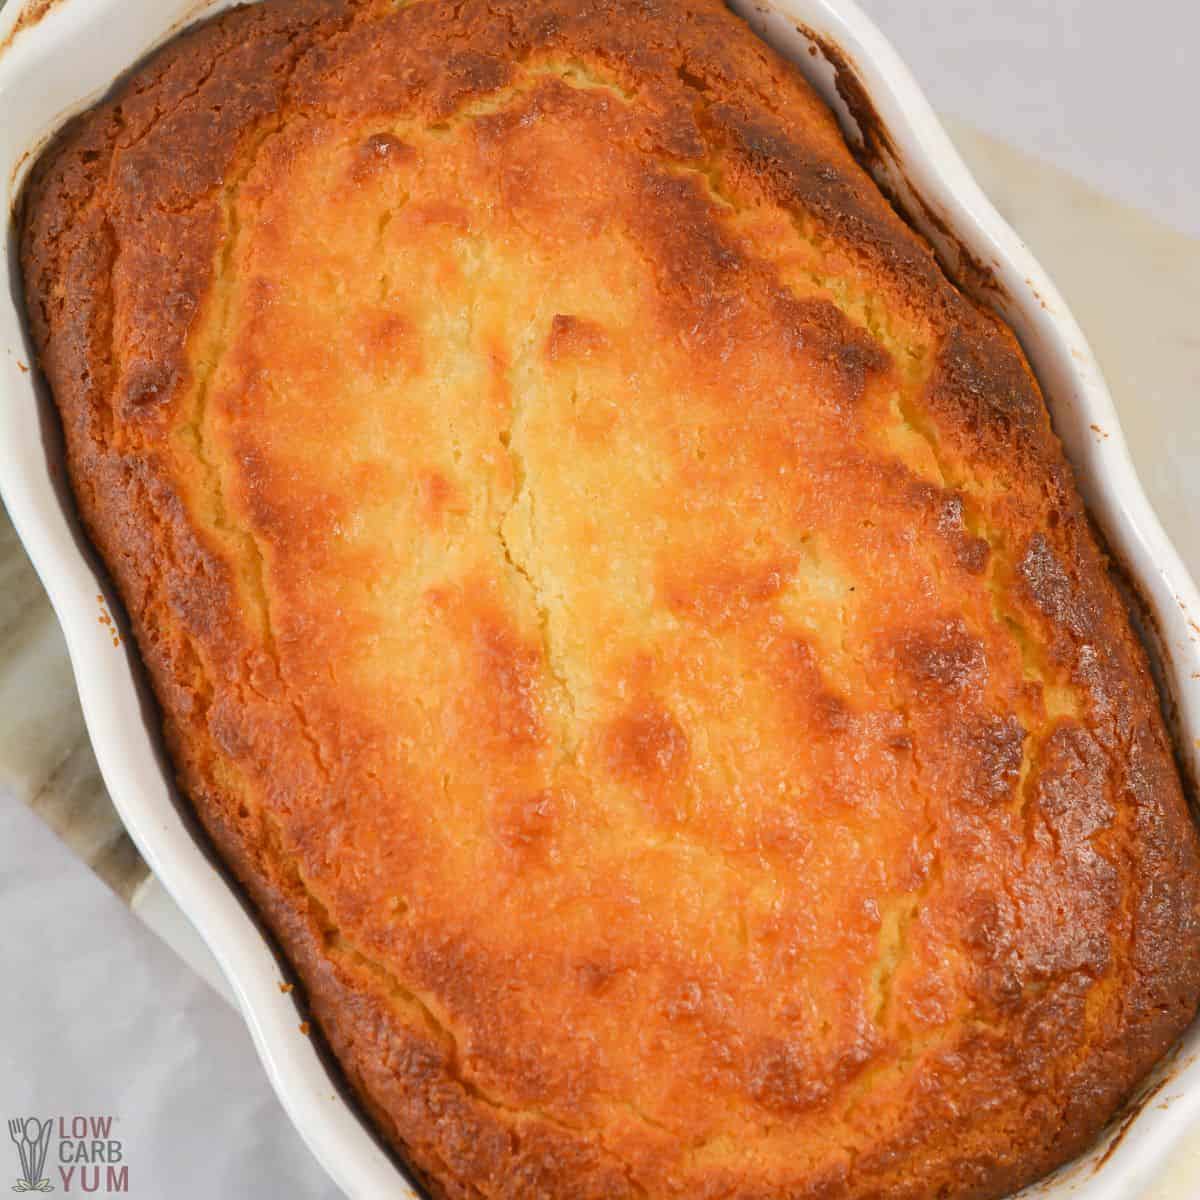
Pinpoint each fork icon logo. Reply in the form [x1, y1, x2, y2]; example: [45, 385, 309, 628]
[7, 1119, 53, 1194]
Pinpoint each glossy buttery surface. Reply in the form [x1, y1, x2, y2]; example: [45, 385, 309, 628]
[19, 1, 1200, 1196]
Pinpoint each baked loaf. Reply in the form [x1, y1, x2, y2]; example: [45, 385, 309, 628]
[21, 2, 1200, 1196]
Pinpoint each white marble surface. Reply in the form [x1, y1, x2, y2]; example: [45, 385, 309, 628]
[942, 121, 1200, 582]
[856, 0, 1200, 240]
[1, 25, 1199, 1200]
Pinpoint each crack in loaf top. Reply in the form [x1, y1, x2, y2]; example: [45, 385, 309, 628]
[19, 1, 1200, 1197]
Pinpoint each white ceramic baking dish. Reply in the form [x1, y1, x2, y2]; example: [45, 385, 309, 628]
[2, 0, 1198, 1196]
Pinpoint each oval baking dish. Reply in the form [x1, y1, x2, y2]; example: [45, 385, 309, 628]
[2, 1, 1198, 1197]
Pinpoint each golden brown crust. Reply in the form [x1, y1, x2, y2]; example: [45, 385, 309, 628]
[20, 2, 1200, 1197]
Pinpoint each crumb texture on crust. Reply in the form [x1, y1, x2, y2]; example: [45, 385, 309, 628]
[20, 2, 1200, 1197]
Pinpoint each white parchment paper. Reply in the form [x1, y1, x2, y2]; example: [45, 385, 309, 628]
[0, 797, 339, 1200]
